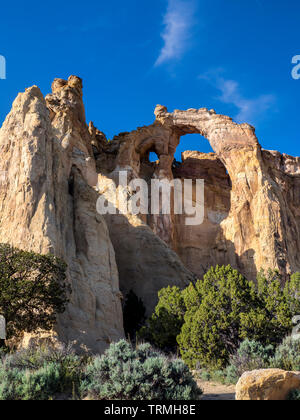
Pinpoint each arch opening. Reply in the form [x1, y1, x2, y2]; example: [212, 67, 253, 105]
[149, 151, 159, 162]
[174, 133, 214, 162]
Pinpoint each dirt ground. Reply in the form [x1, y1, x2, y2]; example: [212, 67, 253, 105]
[197, 380, 236, 401]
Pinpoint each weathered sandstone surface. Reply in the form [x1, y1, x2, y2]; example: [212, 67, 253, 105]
[0, 77, 123, 352]
[1, 76, 299, 349]
[236, 369, 300, 400]
[101, 105, 300, 282]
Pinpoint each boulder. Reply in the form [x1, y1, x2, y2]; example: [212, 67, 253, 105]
[236, 369, 300, 400]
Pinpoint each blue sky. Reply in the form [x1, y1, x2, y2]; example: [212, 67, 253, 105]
[0, 0, 299, 160]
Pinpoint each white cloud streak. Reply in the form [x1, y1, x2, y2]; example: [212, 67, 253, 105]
[199, 71, 276, 124]
[217, 78, 275, 123]
[155, 0, 196, 67]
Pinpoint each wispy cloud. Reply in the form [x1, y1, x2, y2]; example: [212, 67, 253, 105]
[155, 0, 196, 67]
[199, 70, 276, 124]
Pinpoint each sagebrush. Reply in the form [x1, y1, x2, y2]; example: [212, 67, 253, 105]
[80, 340, 202, 400]
[0, 344, 83, 400]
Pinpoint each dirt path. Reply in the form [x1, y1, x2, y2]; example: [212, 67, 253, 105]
[197, 380, 236, 401]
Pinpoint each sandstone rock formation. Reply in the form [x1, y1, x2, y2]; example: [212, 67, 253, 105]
[100, 105, 300, 282]
[1, 75, 300, 349]
[0, 76, 195, 348]
[95, 171, 195, 315]
[236, 369, 300, 400]
[0, 77, 123, 352]
[173, 151, 231, 277]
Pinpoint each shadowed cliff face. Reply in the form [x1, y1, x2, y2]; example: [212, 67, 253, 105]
[172, 151, 233, 279]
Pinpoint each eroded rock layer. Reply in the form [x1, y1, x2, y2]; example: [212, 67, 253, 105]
[1, 76, 299, 349]
[100, 104, 300, 282]
[0, 77, 124, 352]
[173, 151, 232, 278]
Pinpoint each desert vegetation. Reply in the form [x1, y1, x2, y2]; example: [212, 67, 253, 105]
[0, 244, 70, 345]
[80, 340, 201, 400]
[0, 340, 202, 400]
[197, 336, 300, 386]
[138, 265, 300, 386]
[0, 343, 83, 400]
[1, 245, 300, 400]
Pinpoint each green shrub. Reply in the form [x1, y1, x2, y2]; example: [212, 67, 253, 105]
[198, 368, 230, 385]
[0, 362, 64, 400]
[123, 290, 146, 339]
[208, 370, 227, 385]
[199, 370, 211, 382]
[1, 344, 83, 399]
[80, 339, 202, 400]
[200, 339, 274, 386]
[201, 337, 300, 386]
[225, 340, 274, 384]
[285, 272, 300, 313]
[0, 366, 22, 400]
[178, 265, 265, 369]
[270, 337, 300, 371]
[254, 269, 300, 343]
[141, 265, 300, 370]
[287, 389, 300, 400]
[6, 343, 81, 369]
[0, 348, 8, 361]
[0, 243, 70, 340]
[138, 286, 186, 350]
[225, 364, 240, 385]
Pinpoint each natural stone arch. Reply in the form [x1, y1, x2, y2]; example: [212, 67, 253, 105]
[110, 104, 299, 281]
[113, 104, 259, 181]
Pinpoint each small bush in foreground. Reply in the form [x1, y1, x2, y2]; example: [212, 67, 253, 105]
[80, 340, 202, 400]
[0, 344, 83, 400]
[287, 389, 300, 400]
[198, 369, 229, 385]
[270, 337, 300, 371]
[226, 339, 274, 383]
[0, 362, 63, 400]
[198, 336, 300, 386]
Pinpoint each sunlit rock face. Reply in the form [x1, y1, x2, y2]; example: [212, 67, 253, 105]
[1, 76, 299, 348]
[0, 77, 124, 352]
[101, 104, 300, 284]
